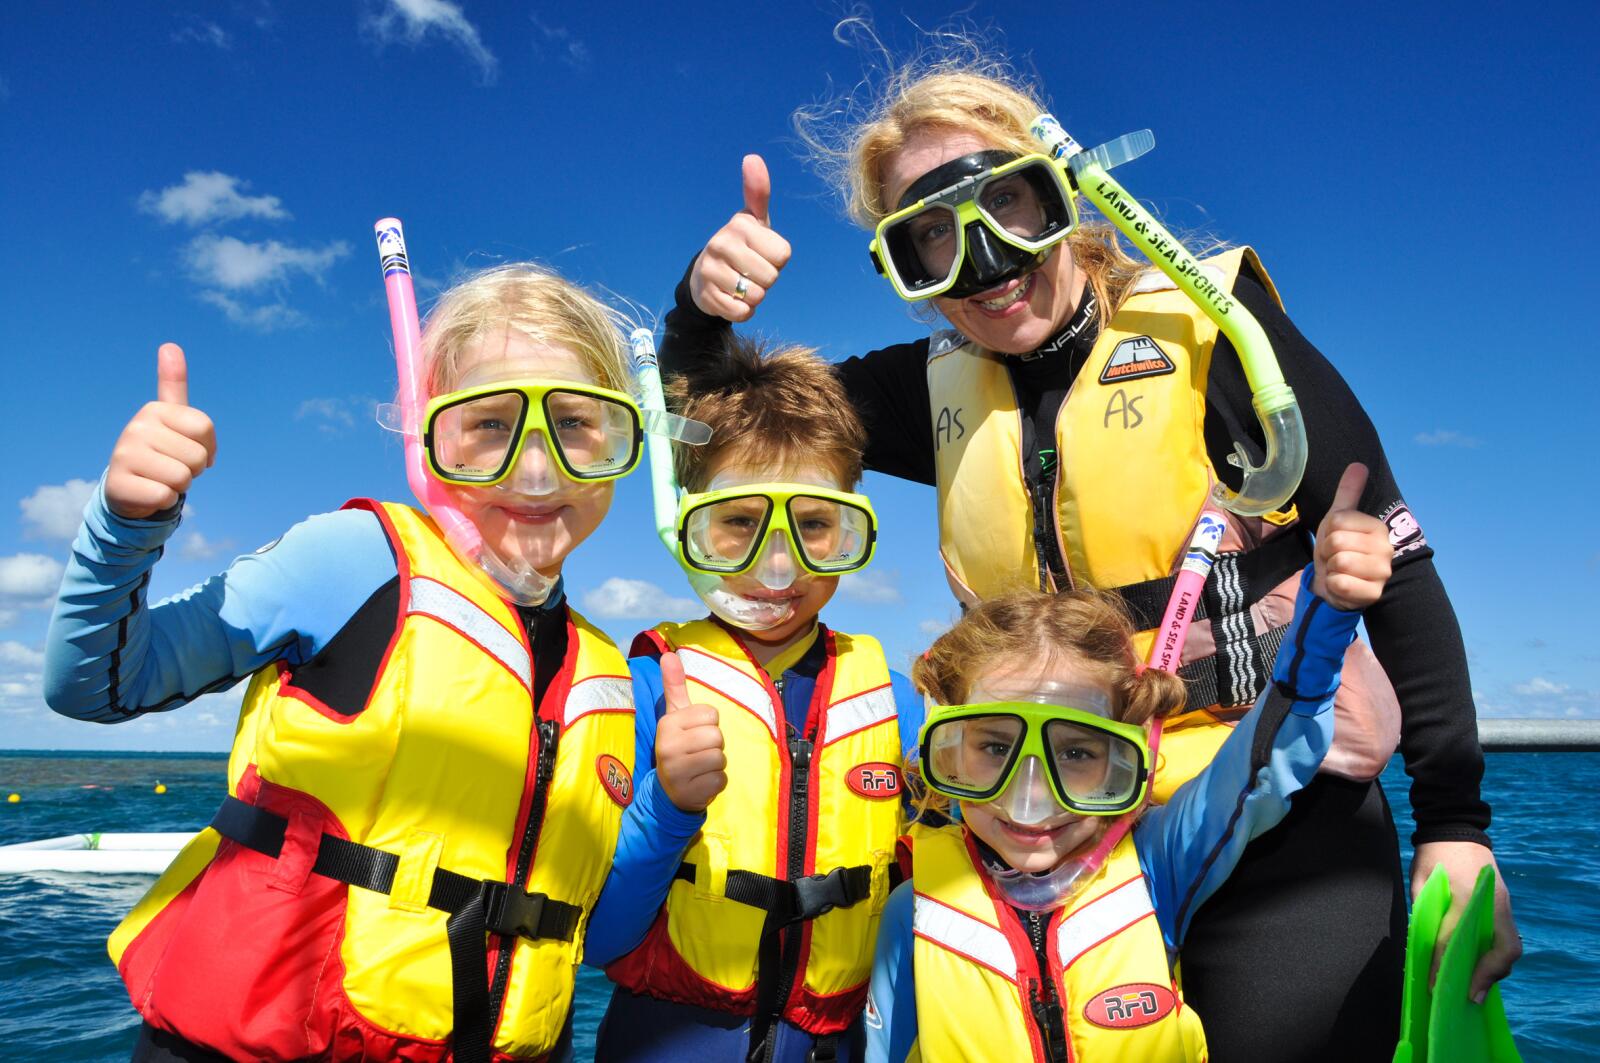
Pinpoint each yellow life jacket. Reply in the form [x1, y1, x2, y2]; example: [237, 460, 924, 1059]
[909, 824, 1207, 1063]
[607, 618, 903, 1036]
[927, 248, 1398, 796]
[107, 501, 634, 1062]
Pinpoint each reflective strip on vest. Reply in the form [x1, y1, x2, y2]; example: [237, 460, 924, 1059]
[913, 894, 1017, 983]
[677, 646, 777, 739]
[820, 686, 898, 747]
[565, 676, 633, 726]
[407, 576, 531, 687]
[1055, 876, 1155, 969]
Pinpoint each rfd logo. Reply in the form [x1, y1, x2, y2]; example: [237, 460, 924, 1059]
[595, 754, 634, 808]
[1083, 983, 1176, 1029]
[846, 762, 902, 799]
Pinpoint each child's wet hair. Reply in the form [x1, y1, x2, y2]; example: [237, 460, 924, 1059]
[912, 589, 1187, 728]
[419, 263, 632, 397]
[667, 333, 866, 493]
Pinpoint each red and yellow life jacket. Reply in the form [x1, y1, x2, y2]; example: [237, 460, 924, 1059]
[926, 248, 1399, 797]
[108, 501, 635, 1062]
[908, 824, 1207, 1062]
[607, 619, 903, 1035]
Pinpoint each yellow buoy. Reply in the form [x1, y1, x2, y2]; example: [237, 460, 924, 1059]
[154, 782, 167, 795]
[6, 793, 18, 804]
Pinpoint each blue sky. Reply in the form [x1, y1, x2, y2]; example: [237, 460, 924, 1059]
[1, 1, 1596, 751]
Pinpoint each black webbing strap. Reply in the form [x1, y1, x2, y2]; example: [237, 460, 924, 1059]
[1175, 622, 1289, 713]
[210, 796, 579, 1063]
[673, 862, 873, 1063]
[1110, 530, 1311, 632]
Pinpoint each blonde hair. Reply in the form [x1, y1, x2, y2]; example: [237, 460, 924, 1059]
[908, 588, 1186, 822]
[796, 40, 1148, 326]
[420, 263, 631, 398]
[667, 334, 866, 493]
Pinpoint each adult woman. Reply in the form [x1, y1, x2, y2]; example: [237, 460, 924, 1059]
[660, 62, 1519, 1061]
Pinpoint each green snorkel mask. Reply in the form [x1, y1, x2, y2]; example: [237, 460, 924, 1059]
[1026, 117, 1307, 517]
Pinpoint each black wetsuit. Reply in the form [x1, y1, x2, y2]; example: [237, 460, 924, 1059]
[661, 258, 1491, 1062]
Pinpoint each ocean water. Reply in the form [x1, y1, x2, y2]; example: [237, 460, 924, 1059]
[0, 750, 1594, 1060]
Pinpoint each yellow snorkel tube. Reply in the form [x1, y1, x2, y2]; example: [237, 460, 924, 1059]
[1031, 116, 1307, 517]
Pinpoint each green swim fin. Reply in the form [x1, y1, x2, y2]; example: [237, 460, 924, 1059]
[1429, 865, 1521, 1062]
[1393, 864, 1522, 1063]
[1393, 864, 1451, 1063]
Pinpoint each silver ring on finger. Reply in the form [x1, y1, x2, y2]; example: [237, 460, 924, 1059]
[732, 277, 749, 301]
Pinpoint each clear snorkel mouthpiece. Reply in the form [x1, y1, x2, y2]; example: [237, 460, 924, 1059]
[1029, 116, 1308, 516]
[373, 219, 557, 607]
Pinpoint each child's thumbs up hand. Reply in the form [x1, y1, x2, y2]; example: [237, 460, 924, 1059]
[1311, 463, 1393, 612]
[105, 344, 219, 519]
[654, 651, 729, 813]
[688, 153, 792, 322]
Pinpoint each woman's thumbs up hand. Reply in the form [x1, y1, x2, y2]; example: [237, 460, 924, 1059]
[688, 154, 792, 322]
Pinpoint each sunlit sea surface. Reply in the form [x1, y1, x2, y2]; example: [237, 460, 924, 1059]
[1, 751, 1594, 1059]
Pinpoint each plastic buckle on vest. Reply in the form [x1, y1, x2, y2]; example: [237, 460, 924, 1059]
[789, 866, 861, 923]
[481, 881, 548, 940]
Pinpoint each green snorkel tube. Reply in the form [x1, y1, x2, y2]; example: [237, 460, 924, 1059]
[1031, 116, 1308, 517]
[628, 328, 719, 594]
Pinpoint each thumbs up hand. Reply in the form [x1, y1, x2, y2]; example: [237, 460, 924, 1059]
[105, 343, 218, 519]
[1310, 463, 1393, 611]
[688, 154, 792, 322]
[654, 650, 729, 813]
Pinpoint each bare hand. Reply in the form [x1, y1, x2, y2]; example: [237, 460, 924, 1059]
[654, 651, 728, 813]
[1412, 840, 1522, 1003]
[688, 154, 792, 323]
[1310, 464, 1392, 611]
[105, 344, 217, 519]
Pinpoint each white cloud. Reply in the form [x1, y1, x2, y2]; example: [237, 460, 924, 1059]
[1513, 676, 1568, 697]
[0, 554, 64, 600]
[198, 291, 304, 331]
[531, 15, 590, 69]
[581, 578, 699, 620]
[178, 531, 232, 561]
[173, 19, 232, 49]
[296, 396, 376, 434]
[20, 479, 96, 542]
[185, 234, 348, 291]
[0, 641, 44, 670]
[139, 172, 287, 227]
[367, 0, 498, 83]
[838, 569, 902, 605]
[1414, 429, 1481, 448]
[918, 618, 950, 636]
[0, 609, 18, 630]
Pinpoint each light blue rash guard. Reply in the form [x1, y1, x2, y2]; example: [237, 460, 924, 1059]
[864, 566, 1360, 1063]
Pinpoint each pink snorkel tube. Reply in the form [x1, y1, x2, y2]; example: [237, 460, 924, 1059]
[373, 219, 484, 567]
[1064, 510, 1228, 887]
[1142, 507, 1229, 775]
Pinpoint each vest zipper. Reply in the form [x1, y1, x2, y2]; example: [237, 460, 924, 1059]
[486, 716, 559, 1035]
[1025, 910, 1070, 1063]
[757, 725, 815, 1063]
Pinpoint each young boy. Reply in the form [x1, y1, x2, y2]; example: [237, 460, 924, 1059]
[584, 337, 923, 1062]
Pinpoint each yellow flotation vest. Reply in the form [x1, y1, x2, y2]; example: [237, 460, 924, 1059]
[909, 824, 1207, 1062]
[607, 618, 903, 1037]
[927, 248, 1398, 796]
[107, 501, 634, 1062]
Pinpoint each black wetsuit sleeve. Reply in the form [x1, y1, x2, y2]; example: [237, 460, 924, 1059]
[661, 257, 937, 485]
[1206, 272, 1490, 848]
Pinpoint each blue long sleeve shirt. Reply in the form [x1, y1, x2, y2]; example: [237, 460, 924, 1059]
[864, 566, 1359, 1062]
